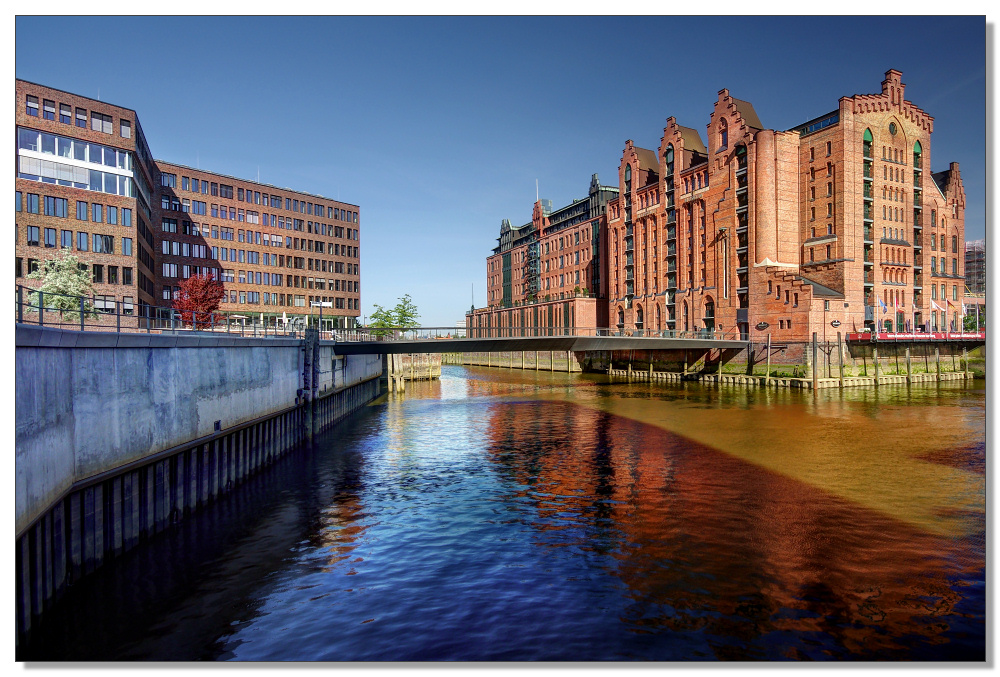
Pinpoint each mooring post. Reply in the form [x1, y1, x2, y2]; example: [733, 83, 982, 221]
[812, 332, 818, 391]
[551, 350, 555, 372]
[935, 345, 941, 381]
[765, 335, 771, 386]
[906, 345, 912, 384]
[873, 344, 880, 386]
[963, 346, 969, 379]
[837, 332, 844, 387]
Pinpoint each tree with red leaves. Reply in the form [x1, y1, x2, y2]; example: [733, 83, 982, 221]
[172, 273, 226, 329]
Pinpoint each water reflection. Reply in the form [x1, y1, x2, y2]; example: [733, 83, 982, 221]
[21, 366, 984, 661]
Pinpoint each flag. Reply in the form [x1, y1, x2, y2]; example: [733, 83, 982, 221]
[878, 298, 888, 315]
[931, 300, 944, 311]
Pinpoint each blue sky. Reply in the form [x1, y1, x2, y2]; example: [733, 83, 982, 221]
[15, 16, 986, 327]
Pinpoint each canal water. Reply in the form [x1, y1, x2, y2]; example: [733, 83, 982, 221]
[23, 366, 985, 661]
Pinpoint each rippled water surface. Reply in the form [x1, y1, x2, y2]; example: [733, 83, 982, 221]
[25, 367, 985, 661]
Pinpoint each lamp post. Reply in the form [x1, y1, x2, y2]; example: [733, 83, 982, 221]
[311, 301, 332, 337]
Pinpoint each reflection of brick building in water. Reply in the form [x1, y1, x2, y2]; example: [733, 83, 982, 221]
[471, 71, 968, 338]
[481, 397, 982, 658]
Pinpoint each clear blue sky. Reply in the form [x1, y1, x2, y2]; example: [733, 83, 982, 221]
[15, 16, 986, 327]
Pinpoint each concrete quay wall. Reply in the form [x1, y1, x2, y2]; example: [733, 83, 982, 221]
[15, 325, 382, 644]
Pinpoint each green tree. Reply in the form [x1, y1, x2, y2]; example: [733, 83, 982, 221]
[964, 305, 984, 332]
[392, 294, 420, 328]
[25, 251, 97, 322]
[368, 303, 396, 337]
[366, 295, 420, 338]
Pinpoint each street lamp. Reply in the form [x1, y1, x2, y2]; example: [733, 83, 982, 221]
[310, 301, 333, 336]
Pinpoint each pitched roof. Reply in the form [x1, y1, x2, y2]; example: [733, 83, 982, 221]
[634, 147, 659, 173]
[799, 276, 844, 298]
[678, 125, 706, 154]
[732, 97, 763, 130]
[932, 170, 951, 198]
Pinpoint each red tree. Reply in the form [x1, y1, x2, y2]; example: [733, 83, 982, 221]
[172, 273, 226, 329]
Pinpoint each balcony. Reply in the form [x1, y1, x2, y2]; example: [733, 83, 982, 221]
[864, 271, 874, 284]
[864, 225, 873, 242]
[864, 204, 874, 220]
[864, 163, 874, 179]
[863, 184, 874, 199]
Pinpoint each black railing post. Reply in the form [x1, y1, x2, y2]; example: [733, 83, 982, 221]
[81, 294, 87, 330]
[116, 300, 121, 333]
[38, 291, 44, 327]
[17, 285, 23, 324]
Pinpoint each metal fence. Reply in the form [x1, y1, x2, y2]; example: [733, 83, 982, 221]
[15, 284, 306, 338]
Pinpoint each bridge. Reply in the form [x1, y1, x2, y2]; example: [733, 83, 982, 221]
[327, 332, 749, 355]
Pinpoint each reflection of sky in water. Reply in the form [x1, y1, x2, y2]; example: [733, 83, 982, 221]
[23, 366, 985, 661]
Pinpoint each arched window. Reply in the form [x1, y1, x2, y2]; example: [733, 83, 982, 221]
[913, 140, 922, 168]
[719, 118, 728, 149]
[636, 305, 644, 327]
[617, 307, 624, 328]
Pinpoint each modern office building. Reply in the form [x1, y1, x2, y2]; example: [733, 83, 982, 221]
[469, 70, 969, 340]
[15, 79, 361, 329]
[155, 161, 361, 329]
[15, 79, 158, 315]
[964, 239, 985, 295]
[468, 174, 618, 335]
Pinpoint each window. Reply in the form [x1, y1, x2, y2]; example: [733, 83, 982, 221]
[122, 208, 132, 226]
[44, 228, 57, 248]
[719, 118, 728, 149]
[162, 218, 177, 233]
[59, 103, 71, 124]
[92, 203, 103, 223]
[61, 230, 72, 249]
[108, 266, 118, 284]
[107, 206, 118, 225]
[123, 237, 132, 256]
[161, 173, 177, 188]
[826, 244, 831, 259]
[42, 99, 55, 121]
[123, 269, 133, 286]
[120, 120, 131, 138]
[75, 107, 86, 128]
[26, 226, 40, 246]
[93, 234, 113, 254]
[953, 259, 958, 275]
[45, 196, 68, 218]
[26, 95, 38, 116]
[91, 112, 113, 134]
[77, 231, 89, 251]
[26, 193, 39, 214]
[93, 265, 103, 283]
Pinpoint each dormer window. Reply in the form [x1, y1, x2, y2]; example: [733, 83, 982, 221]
[719, 118, 728, 150]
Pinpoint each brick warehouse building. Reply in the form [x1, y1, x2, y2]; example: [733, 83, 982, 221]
[15, 79, 361, 329]
[469, 70, 968, 340]
[468, 174, 618, 335]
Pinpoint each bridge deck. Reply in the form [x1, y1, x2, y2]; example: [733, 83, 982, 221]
[326, 336, 748, 355]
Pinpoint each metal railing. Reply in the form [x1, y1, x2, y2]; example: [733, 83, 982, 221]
[14, 284, 338, 338]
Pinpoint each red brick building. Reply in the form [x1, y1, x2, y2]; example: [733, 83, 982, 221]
[605, 69, 967, 340]
[468, 174, 617, 336]
[15, 80, 362, 329]
[469, 70, 969, 341]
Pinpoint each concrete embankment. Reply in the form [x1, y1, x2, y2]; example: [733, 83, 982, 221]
[15, 325, 382, 642]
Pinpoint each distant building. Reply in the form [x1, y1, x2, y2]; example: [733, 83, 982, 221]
[965, 239, 985, 295]
[468, 174, 618, 335]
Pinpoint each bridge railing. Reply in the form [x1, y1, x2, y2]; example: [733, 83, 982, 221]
[14, 283, 306, 338]
[335, 325, 746, 342]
